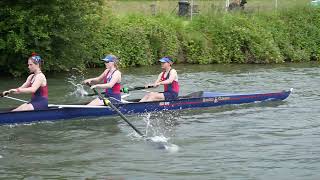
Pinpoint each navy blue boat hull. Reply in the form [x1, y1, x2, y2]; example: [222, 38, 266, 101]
[0, 89, 292, 125]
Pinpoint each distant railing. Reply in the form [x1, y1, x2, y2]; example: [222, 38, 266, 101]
[106, 0, 311, 17]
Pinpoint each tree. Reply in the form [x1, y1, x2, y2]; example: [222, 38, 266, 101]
[0, 0, 104, 76]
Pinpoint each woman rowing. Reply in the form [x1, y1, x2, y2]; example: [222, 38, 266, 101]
[83, 54, 122, 105]
[2, 53, 48, 111]
[139, 57, 179, 102]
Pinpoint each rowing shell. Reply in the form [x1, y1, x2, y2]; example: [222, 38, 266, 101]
[0, 89, 292, 125]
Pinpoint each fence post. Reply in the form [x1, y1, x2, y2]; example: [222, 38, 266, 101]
[226, 0, 230, 11]
[150, 4, 156, 15]
[178, 0, 190, 16]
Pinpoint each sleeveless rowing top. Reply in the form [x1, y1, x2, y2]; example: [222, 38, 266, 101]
[103, 70, 121, 100]
[160, 69, 179, 94]
[28, 74, 48, 100]
[28, 73, 48, 110]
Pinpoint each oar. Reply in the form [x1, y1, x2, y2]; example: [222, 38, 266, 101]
[91, 88, 168, 149]
[91, 88, 145, 137]
[1, 94, 121, 109]
[121, 85, 154, 93]
[86, 85, 154, 96]
[2, 95, 28, 103]
[1, 91, 29, 103]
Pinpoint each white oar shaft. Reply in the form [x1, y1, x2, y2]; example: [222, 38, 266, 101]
[48, 104, 110, 108]
[121, 94, 130, 99]
[3, 96, 107, 109]
[4, 96, 28, 103]
[142, 90, 151, 93]
[4, 95, 128, 109]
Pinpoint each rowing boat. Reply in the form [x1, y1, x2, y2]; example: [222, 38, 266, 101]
[0, 89, 292, 125]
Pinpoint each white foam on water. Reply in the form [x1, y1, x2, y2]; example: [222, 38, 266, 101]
[149, 135, 180, 153]
[149, 135, 168, 142]
[164, 143, 179, 153]
[127, 131, 144, 140]
[0, 155, 3, 158]
[6, 122, 44, 128]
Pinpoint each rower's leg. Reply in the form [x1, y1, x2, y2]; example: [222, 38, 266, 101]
[12, 103, 34, 111]
[140, 92, 164, 102]
[87, 97, 104, 106]
[139, 93, 151, 102]
[150, 92, 165, 101]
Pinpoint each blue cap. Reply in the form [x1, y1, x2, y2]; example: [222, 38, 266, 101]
[159, 57, 173, 64]
[101, 54, 118, 63]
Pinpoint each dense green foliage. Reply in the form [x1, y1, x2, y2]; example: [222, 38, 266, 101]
[97, 6, 320, 66]
[0, 0, 104, 76]
[94, 14, 183, 66]
[1, 1, 319, 76]
[181, 6, 320, 64]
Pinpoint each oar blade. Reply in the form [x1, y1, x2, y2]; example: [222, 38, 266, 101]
[91, 86, 175, 151]
[145, 138, 167, 149]
[145, 136, 179, 152]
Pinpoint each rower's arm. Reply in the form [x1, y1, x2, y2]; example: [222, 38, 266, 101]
[92, 71, 121, 89]
[19, 75, 33, 88]
[17, 74, 44, 94]
[83, 70, 106, 85]
[5, 75, 33, 94]
[152, 73, 163, 87]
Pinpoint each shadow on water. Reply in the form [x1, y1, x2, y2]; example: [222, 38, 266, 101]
[170, 100, 289, 125]
[124, 100, 288, 140]
[0, 117, 122, 145]
[125, 101, 287, 152]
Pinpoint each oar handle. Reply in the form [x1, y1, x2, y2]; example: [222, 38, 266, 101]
[85, 84, 154, 95]
[86, 91, 106, 97]
[0, 91, 9, 98]
[121, 85, 154, 93]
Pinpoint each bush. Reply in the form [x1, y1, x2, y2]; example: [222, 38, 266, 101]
[93, 14, 183, 67]
[0, 0, 104, 76]
[1, 3, 319, 76]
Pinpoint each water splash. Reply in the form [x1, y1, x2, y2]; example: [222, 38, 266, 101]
[144, 113, 152, 135]
[141, 112, 180, 152]
[143, 112, 178, 137]
[66, 75, 89, 97]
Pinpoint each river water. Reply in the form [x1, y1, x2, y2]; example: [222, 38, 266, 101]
[0, 63, 319, 179]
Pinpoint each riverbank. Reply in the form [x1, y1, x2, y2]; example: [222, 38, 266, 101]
[1, 1, 319, 76]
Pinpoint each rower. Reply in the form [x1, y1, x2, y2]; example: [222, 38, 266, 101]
[139, 57, 179, 102]
[83, 54, 122, 105]
[2, 53, 48, 111]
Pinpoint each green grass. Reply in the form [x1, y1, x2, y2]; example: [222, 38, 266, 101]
[106, 0, 311, 16]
